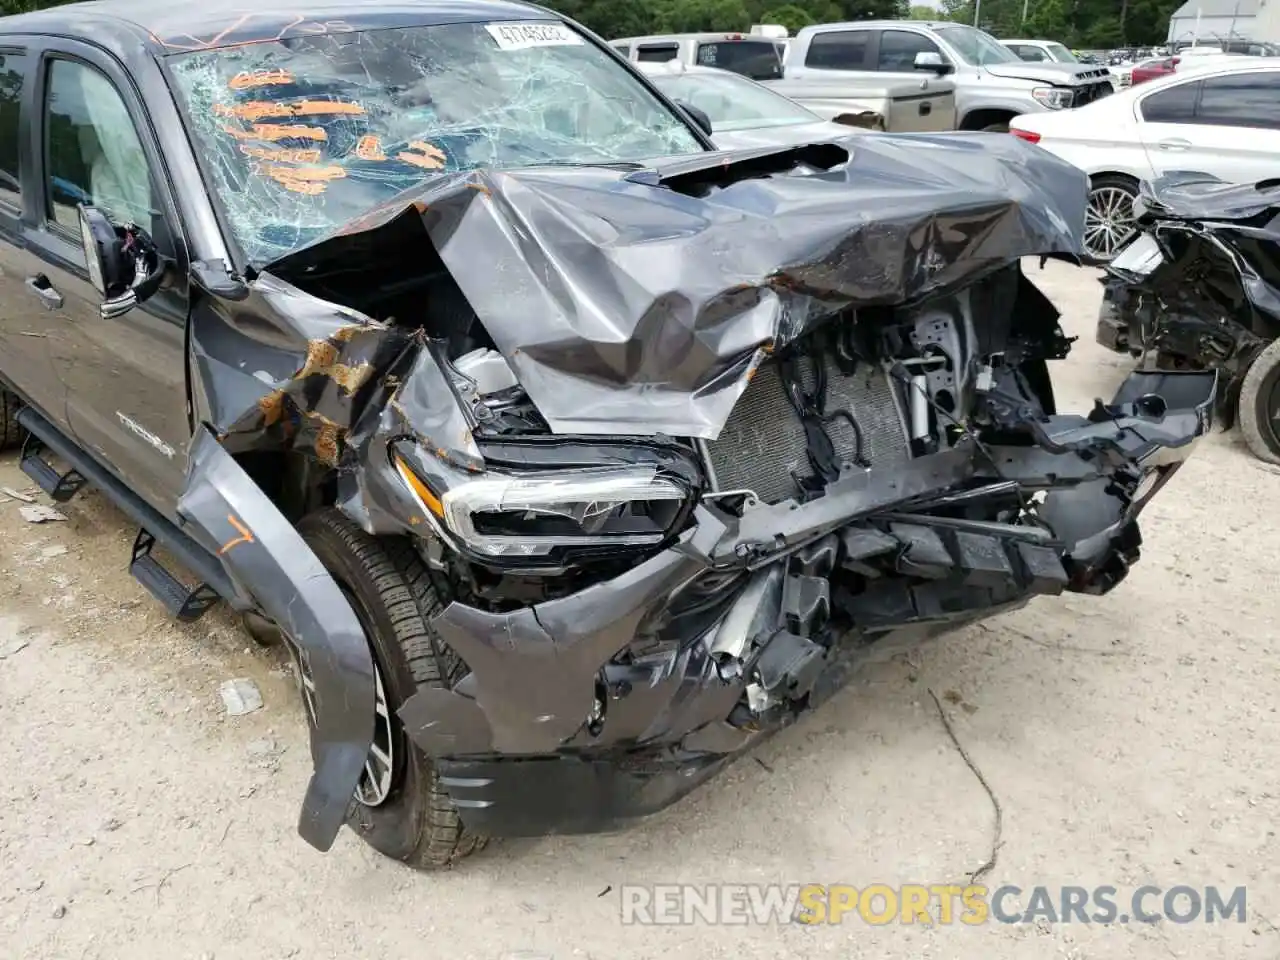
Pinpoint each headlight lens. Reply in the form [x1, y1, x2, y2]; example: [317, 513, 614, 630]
[1032, 86, 1075, 109]
[398, 460, 691, 558]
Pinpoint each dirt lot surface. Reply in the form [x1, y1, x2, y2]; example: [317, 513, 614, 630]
[1, 259, 1278, 960]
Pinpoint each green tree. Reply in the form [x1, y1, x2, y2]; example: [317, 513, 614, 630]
[761, 3, 819, 32]
[0, 0, 1187, 47]
[1, 0, 74, 12]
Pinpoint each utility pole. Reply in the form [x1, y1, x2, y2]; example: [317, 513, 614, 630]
[974, 0, 981, 27]
[1022, 0, 1029, 25]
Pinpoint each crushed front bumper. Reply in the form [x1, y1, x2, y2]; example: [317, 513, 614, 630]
[397, 370, 1217, 837]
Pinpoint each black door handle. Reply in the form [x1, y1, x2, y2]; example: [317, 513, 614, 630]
[25, 275, 64, 310]
[919, 101, 932, 116]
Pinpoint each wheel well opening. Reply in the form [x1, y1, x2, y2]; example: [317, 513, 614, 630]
[1089, 172, 1139, 188]
[960, 108, 1016, 131]
[232, 449, 337, 524]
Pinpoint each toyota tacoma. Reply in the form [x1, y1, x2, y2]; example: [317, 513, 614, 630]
[0, 0, 1216, 868]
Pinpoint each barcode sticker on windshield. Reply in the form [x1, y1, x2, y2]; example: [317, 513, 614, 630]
[485, 22, 584, 50]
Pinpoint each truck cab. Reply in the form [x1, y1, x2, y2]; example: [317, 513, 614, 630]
[609, 31, 786, 80]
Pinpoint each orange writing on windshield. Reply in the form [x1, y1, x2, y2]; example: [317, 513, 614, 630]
[228, 68, 294, 90]
[219, 123, 328, 142]
[399, 140, 446, 170]
[260, 164, 348, 195]
[356, 135, 387, 161]
[240, 145, 323, 163]
[215, 99, 365, 122]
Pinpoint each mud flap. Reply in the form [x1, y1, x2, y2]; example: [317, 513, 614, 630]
[177, 428, 375, 851]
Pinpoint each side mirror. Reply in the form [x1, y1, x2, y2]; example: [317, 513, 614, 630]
[913, 51, 953, 74]
[77, 203, 162, 320]
[675, 100, 714, 138]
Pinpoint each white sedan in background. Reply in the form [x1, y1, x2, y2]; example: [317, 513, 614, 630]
[1009, 58, 1280, 261]
[636, 60, 865, 150]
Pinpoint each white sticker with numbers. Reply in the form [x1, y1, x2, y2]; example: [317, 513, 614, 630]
[485, 22, 585, 50]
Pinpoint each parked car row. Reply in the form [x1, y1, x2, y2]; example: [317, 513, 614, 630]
[613, 21, 1115, 134]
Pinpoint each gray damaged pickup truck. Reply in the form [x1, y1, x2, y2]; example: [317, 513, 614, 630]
[0, 0, 1215, 869]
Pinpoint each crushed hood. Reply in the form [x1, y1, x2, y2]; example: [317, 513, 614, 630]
[265, 133, 1086, 440]
[709, 121, 877, 151]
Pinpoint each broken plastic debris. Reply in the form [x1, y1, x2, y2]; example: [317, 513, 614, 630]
[219, 678, 264, 716]
[20, 505, 67, 523]
[41, 545, 69, 559]
[2, 486, 35, 503]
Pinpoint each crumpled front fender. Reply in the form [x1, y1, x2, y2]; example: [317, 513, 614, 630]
[177, 428, 375, 851]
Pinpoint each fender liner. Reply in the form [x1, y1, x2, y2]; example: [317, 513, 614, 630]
[177, 428, 375, 851]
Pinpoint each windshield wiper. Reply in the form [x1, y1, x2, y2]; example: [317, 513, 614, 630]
[531, 160, 648, 170]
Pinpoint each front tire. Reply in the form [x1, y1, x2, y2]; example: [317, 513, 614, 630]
[1238, 339, 1280, 465]
[297, 508, 486, 868]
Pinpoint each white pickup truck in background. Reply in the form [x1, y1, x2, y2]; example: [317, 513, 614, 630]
[611, 31, 957, 132]
[783, 20, 1115, 132]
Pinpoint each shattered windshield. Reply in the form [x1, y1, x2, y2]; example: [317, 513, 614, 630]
[934, 25, 1021, 66]
[166, 21, 704, 264]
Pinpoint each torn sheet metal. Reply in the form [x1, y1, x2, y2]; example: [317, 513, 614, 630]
[189, 272, 407, 454]
[396, 368, 1217, 801]
[177, 428, 375, 851]
[267, 134, 1087, 440]
[1138, 173, 1280, 223]
[1101, 175, 1280, 396]
[191, 272, 484, 480]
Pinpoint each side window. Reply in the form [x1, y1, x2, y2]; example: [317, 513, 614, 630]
[44, 58, 153, 233]
[0, 48, 25, 211]
[1140, 80, 1201, 123]
[876, 30, 940, 71]
[1013, 45, 1049, 62]
[804, 30, 871, 70]
[1196, 71, 1280, 129]
[611, 41, 631, 56]
[636, 43, 679, 63]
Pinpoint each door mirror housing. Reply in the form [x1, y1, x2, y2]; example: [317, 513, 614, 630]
[77, 203, 164, 320]
[914, 51, 953, 74]
[674, 100, 714, 137]
[78, 204, 127, 299]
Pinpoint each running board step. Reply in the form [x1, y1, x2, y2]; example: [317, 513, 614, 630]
[130, 529, 221, 623]
[19, 434, 88, 503]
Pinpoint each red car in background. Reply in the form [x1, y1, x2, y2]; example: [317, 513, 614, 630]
[1130, 56, 1179, 85]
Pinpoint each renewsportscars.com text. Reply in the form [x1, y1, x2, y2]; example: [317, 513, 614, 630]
[620, 883, 1248, 926]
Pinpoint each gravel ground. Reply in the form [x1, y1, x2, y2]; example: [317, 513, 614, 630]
[0, 259, 1277, 960]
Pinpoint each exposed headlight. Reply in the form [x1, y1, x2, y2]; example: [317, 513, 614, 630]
[395, 457, 691, 558]
[1032, 87, 1075, 109]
